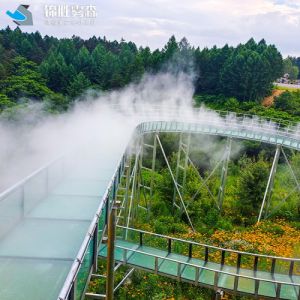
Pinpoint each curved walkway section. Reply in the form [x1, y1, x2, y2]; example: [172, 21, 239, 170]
[1, 114, 300, 300]
[136, 120, 300, 151]
[100, 226, 300, 300]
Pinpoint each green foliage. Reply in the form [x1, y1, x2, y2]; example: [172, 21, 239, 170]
[236, 158, 269, 224]
[153, 216, 189, 235]
[67, 72, 91, 98]
[283, 57, 299, 80]
[274, 90, 300, 116]
[0, 56, 52, 101]
[0, 93, 15, 111]
[0, 28, 285, 113]
[43, 93, 70, 113]
[259, 221, 285, 236]
[195, 39, 282, 101]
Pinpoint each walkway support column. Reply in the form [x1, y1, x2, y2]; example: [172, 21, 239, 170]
[106, 206, 117, 300]
[257, 145, 281, 223]
[217, 138, 232, 211]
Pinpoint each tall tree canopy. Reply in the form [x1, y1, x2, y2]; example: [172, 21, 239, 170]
[0, 27, 284, 112]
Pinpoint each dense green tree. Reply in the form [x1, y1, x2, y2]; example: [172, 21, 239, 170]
[40, 51, 75, 93]
[0, 56, 52, 100]
[0, 27, 286, 110]
[274, 90, 300, 115]
[0, 93, 15, 111]
[67, 72, 91, 98]
[283, 58, 299, 80]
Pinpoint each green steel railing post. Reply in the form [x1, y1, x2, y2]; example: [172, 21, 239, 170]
[221, 250, 226, 267]
[188, 244, 192, 259]
[168, 239, 172, 254]
[205, 247, 209, 263]
[289, 261, 294, 277]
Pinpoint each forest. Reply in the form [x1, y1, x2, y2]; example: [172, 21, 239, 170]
[0, 26, 295, 114]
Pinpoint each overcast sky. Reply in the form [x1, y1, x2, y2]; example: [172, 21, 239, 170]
[1, 0, 300, 56]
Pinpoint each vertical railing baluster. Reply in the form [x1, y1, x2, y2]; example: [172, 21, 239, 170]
[255, 279, 259, 297]
[205, 247, 209, 263]
[254, 256, 259, 297]
[214, 272, 219, 289]
[221, 250, 226, 266]
[276, 283, 281, 299]
[168, 239, 172, 254]
[271, 258, 276, 276]
[155, 257, 158, 274]
[177, 263, 181, 280]
[188, 243, 192, 259]
[254, 256, 258, 274]
[194, 267, 200, 285]
[139, 232, 143, 247]
[289, 261, 294, 277]
[234, 253, 242, 292]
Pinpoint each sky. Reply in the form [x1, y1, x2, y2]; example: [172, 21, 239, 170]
[0, 0, 300, 56]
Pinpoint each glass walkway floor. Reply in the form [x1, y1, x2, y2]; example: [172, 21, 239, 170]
[99, 235, 300, 300]
[0, 148, 126, 300]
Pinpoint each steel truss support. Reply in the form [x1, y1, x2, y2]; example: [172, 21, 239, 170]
[125, 139, 141, 236]
[172, 132, 191, 213]
[265, 148, 300, 218]
[257, 145, 281, 223]
[217, 138, 232, 211]
[156, 134, 195, 231]
[188, 150, 228, 210]
[136, 133, 157, 218]
[185, 154, 217, 206]
[116, 151, 132, 226]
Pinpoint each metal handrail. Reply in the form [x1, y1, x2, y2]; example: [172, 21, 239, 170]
[117, 226, 300, 262]
[58, 147, 129, 300]
[135, 120, 300, 148]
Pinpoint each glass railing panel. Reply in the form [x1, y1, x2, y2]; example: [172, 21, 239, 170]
[75, 238, 94, 300]
[24, 169, 47, 215]
[0, 186, 23, 238]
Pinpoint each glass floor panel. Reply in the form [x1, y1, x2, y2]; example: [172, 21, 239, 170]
[51, 179, 109, 197]
[27, 194, 100, 220]
[0, 257, 72, 300]
[100, 239, 300, 299]
[0, 218, 90, 259]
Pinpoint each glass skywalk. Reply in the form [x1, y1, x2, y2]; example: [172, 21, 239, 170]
[1, 115, 300, 300]
[0, 149, 124, 300]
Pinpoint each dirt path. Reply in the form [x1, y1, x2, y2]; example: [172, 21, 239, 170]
[262, 89, 284, 107]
